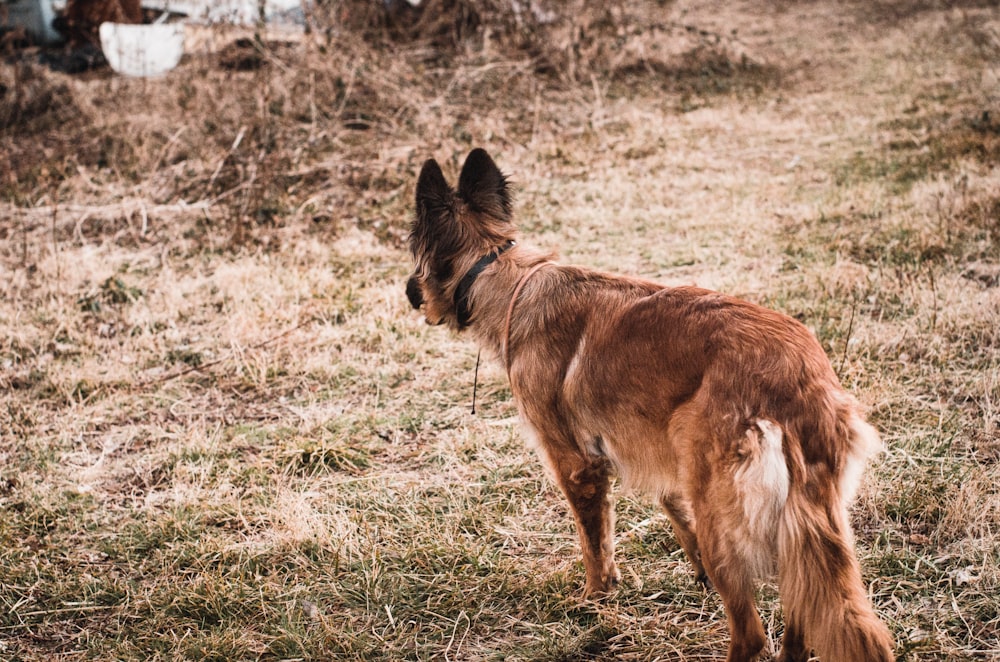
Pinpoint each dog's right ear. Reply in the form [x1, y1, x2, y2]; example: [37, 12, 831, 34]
[416, 159, 453, 222]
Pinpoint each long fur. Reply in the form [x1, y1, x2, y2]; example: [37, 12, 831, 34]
[406, 148, 895, 662]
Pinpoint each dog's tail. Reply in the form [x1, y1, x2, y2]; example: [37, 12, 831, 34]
[777, 411, 895, 662]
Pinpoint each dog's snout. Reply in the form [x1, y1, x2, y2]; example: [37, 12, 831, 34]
[405, 276, 423, 310]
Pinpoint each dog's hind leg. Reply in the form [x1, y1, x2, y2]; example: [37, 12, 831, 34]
[659, 494, 707, 587]
[544, 443, 619, 598]
[776, 615, 809, 662]
[697, 508, 768, 662]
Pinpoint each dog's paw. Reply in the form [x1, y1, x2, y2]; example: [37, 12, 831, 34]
[581, 584, 614, 601]
[581, 566, 621, 600]
[775, 650, 809, 662]
[610, 564, 622, 586]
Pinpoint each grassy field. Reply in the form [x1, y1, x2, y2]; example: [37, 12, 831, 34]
[2, 0, 999, 659]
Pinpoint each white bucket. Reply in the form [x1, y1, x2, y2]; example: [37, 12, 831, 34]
[99, 22, 186, 77]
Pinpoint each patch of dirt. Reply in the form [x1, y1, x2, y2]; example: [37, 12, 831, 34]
[855, 0, 1000, 24]
[611, 45, 781, 98]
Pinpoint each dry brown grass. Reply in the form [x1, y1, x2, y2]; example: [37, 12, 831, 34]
[1, 0, 999, 659]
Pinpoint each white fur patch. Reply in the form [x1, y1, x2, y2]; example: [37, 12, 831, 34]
[518, 414, 540, 451]
[564, 334, 587, 386]
[841, 414, 883, 506]
[752, 419, 790, 503]
[734, 418, 790, 577]
[518, 416, 559, 483]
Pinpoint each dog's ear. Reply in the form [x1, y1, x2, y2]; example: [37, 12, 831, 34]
[458, 148, 511, 221]
[416, 158, 453, 221]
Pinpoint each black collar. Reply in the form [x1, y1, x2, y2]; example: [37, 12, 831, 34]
[454, 240, 516, 328]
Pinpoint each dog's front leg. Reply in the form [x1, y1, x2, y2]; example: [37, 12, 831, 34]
[548, 448, 619, 598]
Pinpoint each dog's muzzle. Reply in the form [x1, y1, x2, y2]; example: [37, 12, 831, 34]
[406, 276, 423, 310]
[405, 276, 442, 325]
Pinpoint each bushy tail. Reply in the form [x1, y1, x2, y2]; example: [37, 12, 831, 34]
[777, 416, 894, 662]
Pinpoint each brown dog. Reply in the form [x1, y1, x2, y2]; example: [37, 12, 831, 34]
[406, 148, 895, 662]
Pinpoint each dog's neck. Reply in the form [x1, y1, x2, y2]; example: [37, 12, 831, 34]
[454, 240, 516, 328]
[457, 245, 556, 366]
[501, 260, 552, 373]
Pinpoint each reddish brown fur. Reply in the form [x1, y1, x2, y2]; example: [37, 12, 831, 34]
[59, 0, 142, 46]
[406, 149, 895, 662]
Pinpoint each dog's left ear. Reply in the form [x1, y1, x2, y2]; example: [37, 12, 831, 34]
[458, 148, 512, 221]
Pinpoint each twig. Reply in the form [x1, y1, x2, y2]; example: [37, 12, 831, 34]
[838, 297, 858, 377]
[928, 266, 938, 333]
[151, 126, 188, 173]
[20, 213, 28, 267]
[207, 126, 247, 192]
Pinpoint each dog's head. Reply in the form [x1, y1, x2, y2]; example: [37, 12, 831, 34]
[406, 148, 515, 328]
